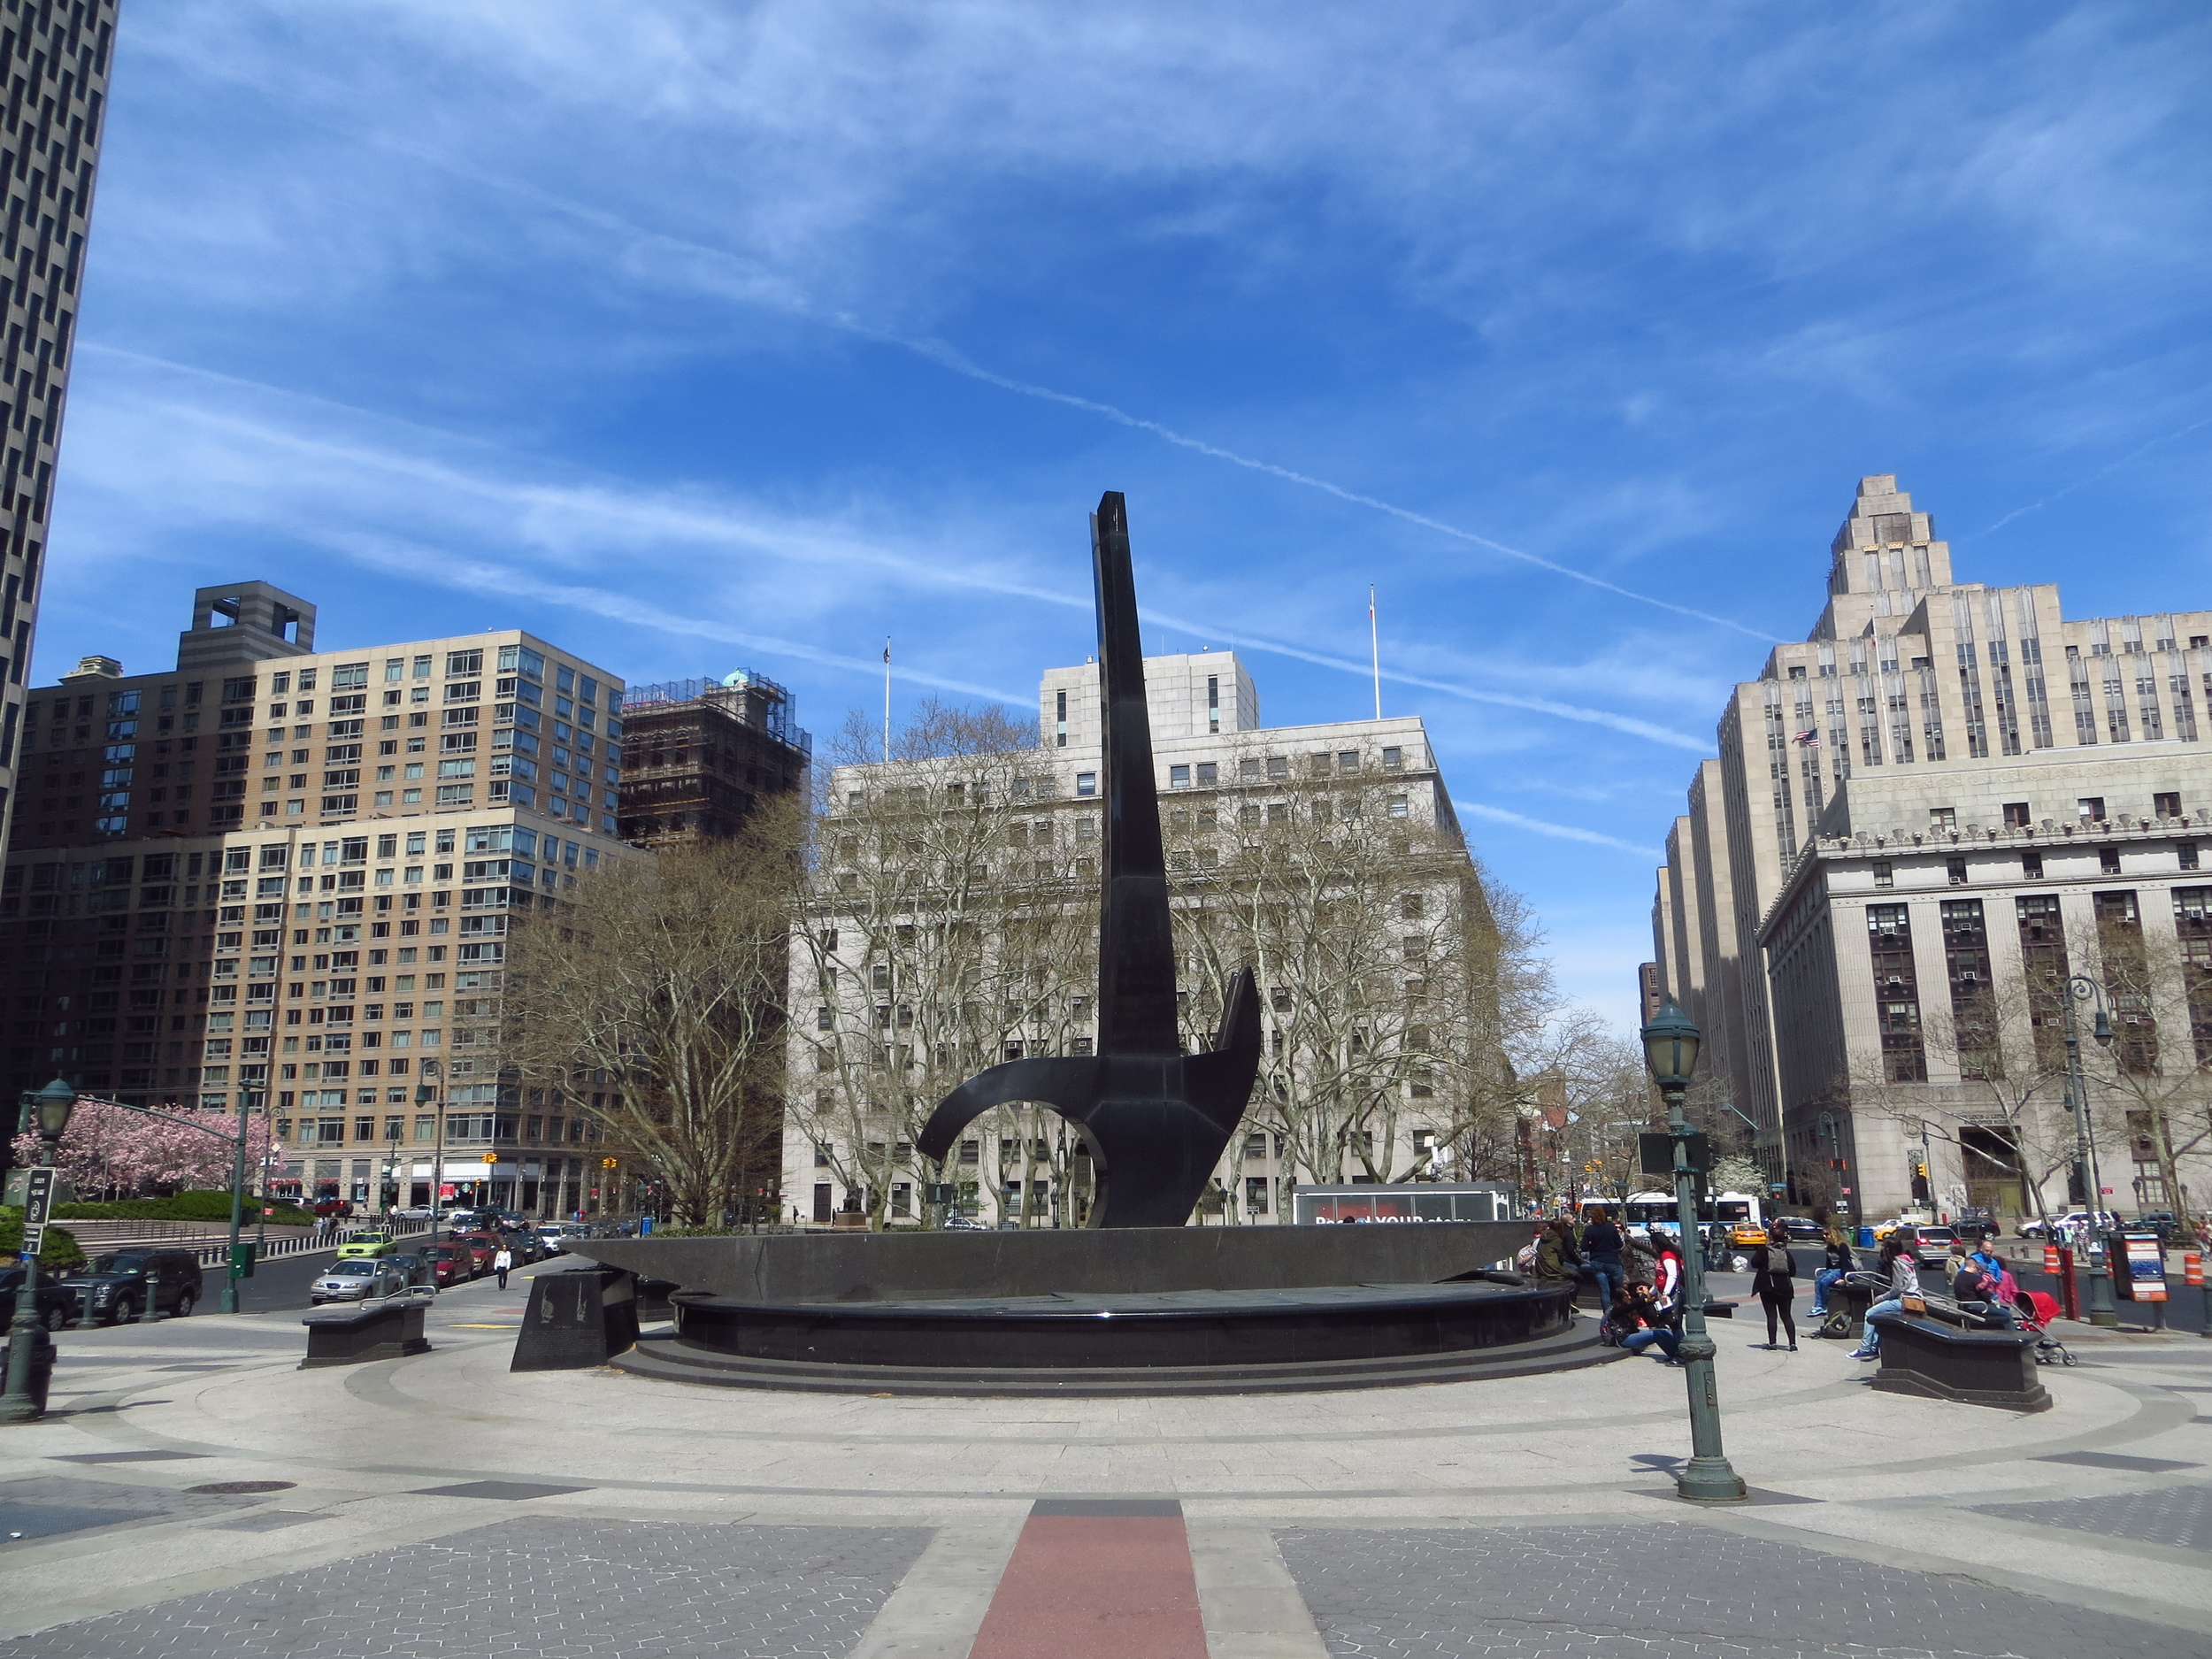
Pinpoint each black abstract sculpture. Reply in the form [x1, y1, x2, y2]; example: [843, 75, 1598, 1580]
[916, 493, 1263, 1227]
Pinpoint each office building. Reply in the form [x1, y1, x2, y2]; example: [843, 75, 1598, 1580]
[1651, 475, 2211, 1222]
[0, 581, 638, 1213]
[0, 4, 123, 860]
[789, 649, 1502, 1227]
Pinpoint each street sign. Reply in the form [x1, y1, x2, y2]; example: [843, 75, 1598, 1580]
[19, 1165, 53, 1259]
[1638, 1133, 1709, 1177]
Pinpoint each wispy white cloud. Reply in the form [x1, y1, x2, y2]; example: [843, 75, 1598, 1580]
[1453, 802, 1656, 858]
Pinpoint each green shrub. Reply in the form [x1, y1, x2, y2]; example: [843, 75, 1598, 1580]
[50, 1192, 316, 1228]
[0, 1209, 86, 1269]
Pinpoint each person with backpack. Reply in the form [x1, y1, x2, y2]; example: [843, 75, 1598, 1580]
[1751, 1222, 1798, 1350]
[1809, 1225, 1855, 1319]
[1581, 1206, 1626, 1316]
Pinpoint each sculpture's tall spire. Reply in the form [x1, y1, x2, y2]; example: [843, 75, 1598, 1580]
[1090, 493, 1179, 1057]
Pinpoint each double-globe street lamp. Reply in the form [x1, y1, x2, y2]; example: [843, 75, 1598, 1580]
[1640, 999, 1747, 1503]
[1, 1079, 80, 1423]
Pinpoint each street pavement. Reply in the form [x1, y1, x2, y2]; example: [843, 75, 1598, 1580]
[2, 1263, 2210, 1657]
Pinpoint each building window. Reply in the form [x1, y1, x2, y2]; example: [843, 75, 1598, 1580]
[2002, 802, 2031, 828]
[2078, 796, 2106, 822]
[1947, 857, 1968, 886]
[2100, 847, 2122, 875]
[1382, 747, 1402, 771]
[1055, 689, 1067, 749]
[2182, 842, 2201, 872]
[2154, 791, 2182, 818]
[1169, 764, 1190, 789]
[2022, 850, 2043, 879]
[1076, 772, 1096, 796]
[1929, 807, 1955, 832]
[1872, 860, 1893, 889]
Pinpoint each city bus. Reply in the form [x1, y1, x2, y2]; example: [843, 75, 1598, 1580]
[1580, 1190, 1765, 1237]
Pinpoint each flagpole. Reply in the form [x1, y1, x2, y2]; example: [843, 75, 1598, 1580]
[1369, 586, 1381, 720]
[882, 637, 892, 763]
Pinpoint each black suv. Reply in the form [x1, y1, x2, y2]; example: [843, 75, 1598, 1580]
[59, 1248, 207, 1324]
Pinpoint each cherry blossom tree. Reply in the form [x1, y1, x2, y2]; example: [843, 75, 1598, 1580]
[12, 1097, 281, 1200]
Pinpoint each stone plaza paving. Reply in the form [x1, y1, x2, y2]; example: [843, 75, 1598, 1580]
[3, 1260, 2211, 1657]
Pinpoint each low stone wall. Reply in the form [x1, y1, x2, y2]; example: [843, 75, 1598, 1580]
[568, 1220, 1529, 1303]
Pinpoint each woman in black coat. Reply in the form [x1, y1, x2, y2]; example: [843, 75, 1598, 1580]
[1750, 1222, 1798, 1351]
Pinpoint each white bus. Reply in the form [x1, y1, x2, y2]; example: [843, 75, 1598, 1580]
[1580, 1191, 1765, 1235]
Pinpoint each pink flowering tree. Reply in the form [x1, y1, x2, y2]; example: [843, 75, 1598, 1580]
[12, 1097, 282, 1200]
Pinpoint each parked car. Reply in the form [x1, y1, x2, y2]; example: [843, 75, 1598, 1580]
[1909, 1225, 1957, 1265]
[336, 1231, 397, 1261]
[1775, 1216, 1825, 1240]
[58, 1248, 205, 1325]
[311, 1199, 355, 1219]
[1953, 1206, 1998, 1237]
[451, 1233, 500, 1274]
[2020, 1210, 2116, 1240]
[311, 1259, 408, 1303]
[534, 1222, 577, 1251]
[387, 1253, 438, 1290]
[500, 1229, 545, 1265]
[941, 1215, 990, 1233]
[0, 1265, 78, 1332]
[2131, 1211, 2186, 1244]
[421, 1243, 472, 1286]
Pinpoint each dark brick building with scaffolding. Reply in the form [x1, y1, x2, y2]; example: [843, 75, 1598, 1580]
[616, 672, 810, 846]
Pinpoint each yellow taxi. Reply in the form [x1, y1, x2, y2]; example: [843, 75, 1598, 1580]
[1728, 1220, 1770, 1248]
[334, 1231, 397, 1261]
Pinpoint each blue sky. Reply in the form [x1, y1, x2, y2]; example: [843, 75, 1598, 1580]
[34, 2, 2212, 1032]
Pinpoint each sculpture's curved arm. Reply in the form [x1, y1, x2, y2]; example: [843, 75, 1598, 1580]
[914, 1056, 1102, 1162]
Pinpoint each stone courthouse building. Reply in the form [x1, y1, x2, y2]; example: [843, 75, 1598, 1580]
[1652, 476, 2211, 1225]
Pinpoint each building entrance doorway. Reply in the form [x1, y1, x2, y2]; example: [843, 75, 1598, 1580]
[1961, 1125, 2025, 1219]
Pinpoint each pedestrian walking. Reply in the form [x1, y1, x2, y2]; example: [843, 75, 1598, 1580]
[1752, 1222, 1797, 1350]
[1848, 1229, 1919, 1361]
[1809, 1225, 1853, 1318]
[1581, 1206, 1625, 1315]
[493, 1245, 513, 1289]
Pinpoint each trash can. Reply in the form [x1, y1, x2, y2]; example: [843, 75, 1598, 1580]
[1856, 1225, 1876, 1249]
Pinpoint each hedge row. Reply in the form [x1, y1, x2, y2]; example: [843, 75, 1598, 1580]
[0, 1210, 86, 1269]
[50, 1192, 317, 1227]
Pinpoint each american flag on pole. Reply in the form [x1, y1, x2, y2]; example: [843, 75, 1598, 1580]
[1793, 729, 1820, 746]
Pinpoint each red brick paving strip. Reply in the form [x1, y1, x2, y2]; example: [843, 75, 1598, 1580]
[967, 1499, 1208, 1659]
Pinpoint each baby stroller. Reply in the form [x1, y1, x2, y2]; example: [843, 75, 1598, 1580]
[2011, 1288, 2075, 1367]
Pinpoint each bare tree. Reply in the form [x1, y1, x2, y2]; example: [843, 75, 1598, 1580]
[790, 700, 1094, 1230]
[1162, 740, 1516, 1194]
[503, 806, 802, 1227]
[2081, 914, 2212, 1231]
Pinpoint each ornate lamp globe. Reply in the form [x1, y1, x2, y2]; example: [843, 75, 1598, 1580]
[32, 1077, 78, 1139]
[1640, 1000, 1702, 1093]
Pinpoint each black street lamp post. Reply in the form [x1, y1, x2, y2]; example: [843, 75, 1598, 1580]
[2060, 975, 2118, 1327]
[2, 1079, 79, 1423]
[1640, 1000, 1747, 1503]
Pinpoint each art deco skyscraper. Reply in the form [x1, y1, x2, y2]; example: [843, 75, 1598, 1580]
[0, 4, 121, 855]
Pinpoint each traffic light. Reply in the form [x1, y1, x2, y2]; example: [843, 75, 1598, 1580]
[602, 1156, 619, 1171]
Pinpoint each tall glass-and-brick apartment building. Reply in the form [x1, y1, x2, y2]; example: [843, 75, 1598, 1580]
[0, 4, 122, 856]
[0, 582, 641, 1214]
